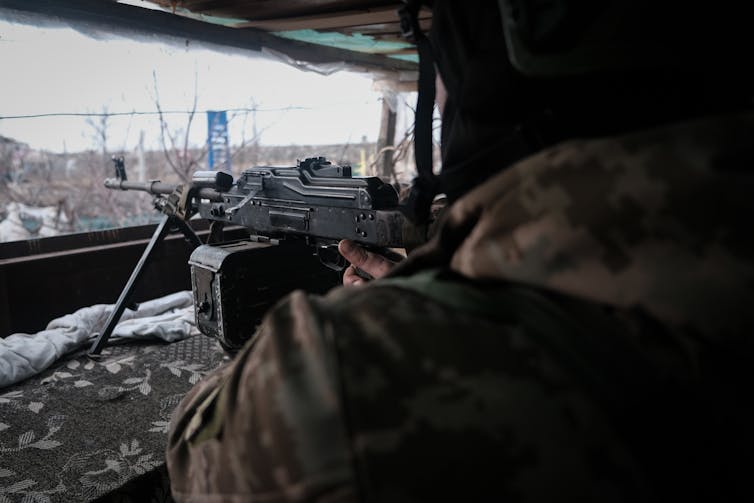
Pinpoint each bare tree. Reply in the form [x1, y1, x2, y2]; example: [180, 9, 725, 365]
[228, 99, 288, 174]
[368, 123, 414, 185]
[85, 107, 110, 163]
[59, 109, 149, 230]
[152, 70, 208, 183]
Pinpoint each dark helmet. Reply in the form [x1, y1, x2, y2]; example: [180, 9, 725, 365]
[498, 0, 750, 77]
[404, 0, 753, 213]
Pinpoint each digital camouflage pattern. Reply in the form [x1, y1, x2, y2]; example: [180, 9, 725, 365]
[398, 111, 754, 343]
[167, 112, 754, 502]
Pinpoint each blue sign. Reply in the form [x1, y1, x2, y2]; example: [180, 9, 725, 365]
[207, 110, 231, 171]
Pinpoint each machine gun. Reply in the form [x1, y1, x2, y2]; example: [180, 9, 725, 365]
[207, 156, 407, 264]
[89, 156, 409, 354]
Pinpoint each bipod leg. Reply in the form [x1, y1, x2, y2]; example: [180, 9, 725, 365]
[89, 215, 176, 355]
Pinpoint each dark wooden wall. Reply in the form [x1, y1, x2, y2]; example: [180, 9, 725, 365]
[0, 223, 232, 336]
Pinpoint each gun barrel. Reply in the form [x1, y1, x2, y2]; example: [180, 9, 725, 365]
[104, 178, 224, 202]
[104, 178, 175, 194]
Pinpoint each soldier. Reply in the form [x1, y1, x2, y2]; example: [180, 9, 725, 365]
[167, 1, 754, 501]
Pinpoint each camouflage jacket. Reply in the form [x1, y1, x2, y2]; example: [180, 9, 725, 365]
[166, 111, 754, 502]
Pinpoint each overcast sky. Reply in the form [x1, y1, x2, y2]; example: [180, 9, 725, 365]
[0, 17, 388, 154]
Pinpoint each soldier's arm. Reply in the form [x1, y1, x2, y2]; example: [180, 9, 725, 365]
[166, 291, 357, 502]
[167, 280, 650, 502]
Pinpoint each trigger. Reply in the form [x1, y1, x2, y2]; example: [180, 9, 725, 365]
[316, 246, 347, 271]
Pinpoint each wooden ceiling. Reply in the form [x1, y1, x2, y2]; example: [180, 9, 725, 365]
[0, 0, 427, 77]
[148, 0, 432, 59]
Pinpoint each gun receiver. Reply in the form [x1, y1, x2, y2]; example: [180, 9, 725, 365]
[201, 157, 406, 252]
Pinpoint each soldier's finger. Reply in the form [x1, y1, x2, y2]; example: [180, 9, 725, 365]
[338, 239, 367, 264]
[338, 240, 393, 279]
[343, 265, 365, 286]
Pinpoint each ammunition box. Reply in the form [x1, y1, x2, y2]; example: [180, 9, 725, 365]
[189, 239, 340, 351]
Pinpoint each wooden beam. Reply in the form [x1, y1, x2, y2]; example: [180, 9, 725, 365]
[0, 0, 417, 74]
[338, 18, 432, 37]
[237, 7, 403, 31]
[381, 48, 419, 56]
[161, 0, 399, 23]
[376, 96, 397, 180]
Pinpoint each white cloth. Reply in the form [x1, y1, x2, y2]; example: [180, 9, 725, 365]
[0, 291, 197, 388]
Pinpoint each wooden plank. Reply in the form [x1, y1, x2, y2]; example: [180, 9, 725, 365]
[236, 7, 403, 31]
[378, 48, 419, 56]
[0, 222, 208, 260]
[166, 0, 398, 22]
[1, 234, 194, 335]
[376, 96, 397, 180]
[0, 227, 249, 335]
[342, 18, 432, 37]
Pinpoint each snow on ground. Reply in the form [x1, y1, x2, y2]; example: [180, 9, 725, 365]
[0, 202, 69, 242]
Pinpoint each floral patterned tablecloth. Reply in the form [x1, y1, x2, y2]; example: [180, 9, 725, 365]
[0, 334, 226, 503]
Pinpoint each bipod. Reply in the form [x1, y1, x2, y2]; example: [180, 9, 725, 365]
[89, 189, 201, 355]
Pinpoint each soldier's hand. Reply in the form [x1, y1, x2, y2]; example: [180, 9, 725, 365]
[338, 239, 399, 286]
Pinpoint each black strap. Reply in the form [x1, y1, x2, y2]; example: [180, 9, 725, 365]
[399, 1, 439, 224]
